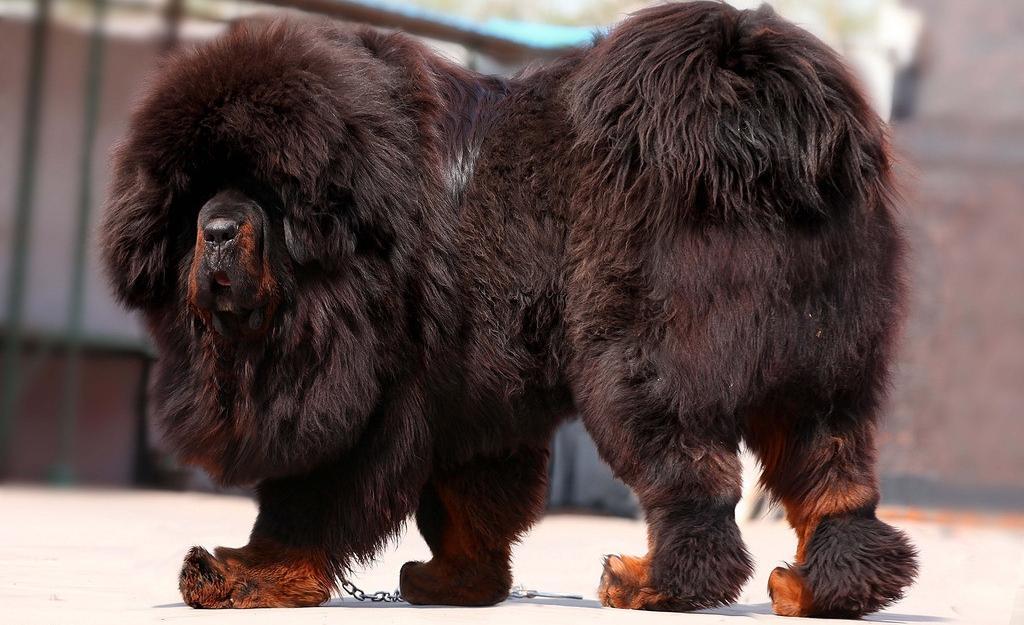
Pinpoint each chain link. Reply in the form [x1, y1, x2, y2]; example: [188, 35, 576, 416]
[339, 579, 583, 603]
[340, 579, 404, 603]
[510, 585, 584, 600]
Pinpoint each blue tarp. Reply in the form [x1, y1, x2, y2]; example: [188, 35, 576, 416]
[346, 0, 600, 49]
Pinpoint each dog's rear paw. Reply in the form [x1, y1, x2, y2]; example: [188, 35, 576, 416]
[598, 555, 673, 610]
[767, 566, 815, 617]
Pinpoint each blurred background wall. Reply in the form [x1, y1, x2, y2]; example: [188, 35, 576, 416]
[0, 0, 1021, 515]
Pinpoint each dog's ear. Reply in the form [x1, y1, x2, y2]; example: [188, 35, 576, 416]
[99, 159, 182, 309]
[272, 27, 431, 271]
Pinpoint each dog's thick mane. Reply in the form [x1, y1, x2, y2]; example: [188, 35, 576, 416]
[103, 16, 464, 487]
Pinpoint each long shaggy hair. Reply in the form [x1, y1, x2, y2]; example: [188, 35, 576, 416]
[102, 2, 916, 617]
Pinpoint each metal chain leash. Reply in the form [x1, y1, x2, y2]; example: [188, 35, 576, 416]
[339, 579, 583, 603]
[510, 585, 584, 600]
[340, 579, 404, 603]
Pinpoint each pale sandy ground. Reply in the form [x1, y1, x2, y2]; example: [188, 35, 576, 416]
[1, 486, 1022, 625]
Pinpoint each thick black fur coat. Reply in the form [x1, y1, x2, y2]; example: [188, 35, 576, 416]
[101, 2, 916, 617]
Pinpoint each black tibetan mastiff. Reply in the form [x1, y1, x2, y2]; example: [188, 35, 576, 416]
[101, 1, 916, 617]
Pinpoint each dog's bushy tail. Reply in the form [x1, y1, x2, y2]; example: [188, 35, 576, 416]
[566, 1, 893, 226]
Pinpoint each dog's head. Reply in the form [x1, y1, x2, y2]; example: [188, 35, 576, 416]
[99, 15, 442, 482]
[101, 15, 437, 344]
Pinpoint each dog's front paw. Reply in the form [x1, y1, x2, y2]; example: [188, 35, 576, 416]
[399, 559, 509, 606]
[179, 546, 235, 608]
[178, 544, 331, 608]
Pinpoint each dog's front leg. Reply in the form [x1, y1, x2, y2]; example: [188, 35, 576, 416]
[177, 467, 349, 608]
[177, 386, 431, 608]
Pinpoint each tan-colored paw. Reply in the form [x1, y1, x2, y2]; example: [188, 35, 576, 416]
[178, 545, 330, 609]
[598, 554, 670, 610]
[767, 566, 815, 617]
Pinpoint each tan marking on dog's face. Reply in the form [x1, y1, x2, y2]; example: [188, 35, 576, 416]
[187, 227, 208, 316]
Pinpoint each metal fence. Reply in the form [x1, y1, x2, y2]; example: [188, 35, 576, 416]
[6, 0, 1021, 512]
[2, 0, 118, 482]
[0, 0, 582, 486]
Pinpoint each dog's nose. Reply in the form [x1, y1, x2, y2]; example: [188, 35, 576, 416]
[204, 218, 239, 245]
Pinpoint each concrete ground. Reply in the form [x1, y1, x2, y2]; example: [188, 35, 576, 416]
[1, 486, 1021, 624]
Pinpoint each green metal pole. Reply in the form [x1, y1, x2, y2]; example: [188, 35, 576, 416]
[0, 0, 52, 474]
[52, 0, 110, 485]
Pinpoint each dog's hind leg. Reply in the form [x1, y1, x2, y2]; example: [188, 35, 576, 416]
[574, 361, 754, 611]
[591, 425, 754, 612]
[399, 446, 549, 606]
[745, 397, 918, 618]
